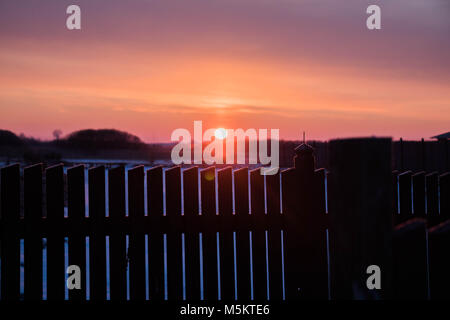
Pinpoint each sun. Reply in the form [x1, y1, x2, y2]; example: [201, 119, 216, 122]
[214, 128, 227, 140]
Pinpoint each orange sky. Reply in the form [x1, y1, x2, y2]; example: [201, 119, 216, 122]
[0, 0, 449, 142]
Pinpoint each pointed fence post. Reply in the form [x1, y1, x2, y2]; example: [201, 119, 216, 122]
[284, 142, 328, 299]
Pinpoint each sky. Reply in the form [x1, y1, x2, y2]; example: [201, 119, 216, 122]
[0, 0, 449, 142]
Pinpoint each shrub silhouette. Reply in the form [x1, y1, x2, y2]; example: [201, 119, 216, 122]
[63, 129, 145, 149]
[0, 130, 23, 146]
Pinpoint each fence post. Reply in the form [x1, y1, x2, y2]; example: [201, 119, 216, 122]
[328, 138, 393, 299]
[284, 143, 328, 299]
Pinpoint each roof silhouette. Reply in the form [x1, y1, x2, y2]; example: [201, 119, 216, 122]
[431, 132, 450, 139]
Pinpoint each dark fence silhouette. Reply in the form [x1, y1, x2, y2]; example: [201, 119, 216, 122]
[280, 138, 449, 173]
[0, 138, 449, 301]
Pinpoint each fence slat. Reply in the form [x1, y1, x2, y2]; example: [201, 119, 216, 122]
[0, 164, 21, 300]
[217, 167, 234, 300]
[45, 164, 65, 300]
[392, 171, 399, 222]
[67, 165, 86, 300]
[234, 167, 251, 300]
[426, 172, 439, 226]
[392, 219, 428, 299]
[439, 173, 449, 222]
[88, 166, 106, 300]
[165, 166, 183, 300]
[128, 165, 146, 300]
[108, 166, 127, 300]
[312, 168, 328, 299]
[24, 164, 43, 300]
[398, 171, 412, 224]
[412, 172, 426, 219]
[250, 168, 267, 300]
[201, 167, 218, 300]
[147, 166, 164, 300]
[266, 171, 282, 300]
[281, 168, 296, 299]
[183, 166, 200, 300]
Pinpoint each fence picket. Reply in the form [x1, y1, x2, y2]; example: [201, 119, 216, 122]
[217, 167, 234, 300]
[398, 171, 412, 224]
[108, 166, 127, 300]
[165, 166, 183, 300]
[412, 172, 426, 219]
[200, 167, 218, 300]
[128, 165, 146, 300]
[426, 172, 439, 226]
[24, 164, 43, 300]
[234, 167, 251, 300]
[439, 173, 449, 222]
[183, 166, 201, 300]
[67, 165, 86, 300]
[0, 164, 21, 300]
[88, 166, 107, 300]
[147, 166, 165, 300]
[266, 171, 282, 300]
[250, 168, 267, 300]
[45, 164, 66, 300]
[281, 168, 296, 299]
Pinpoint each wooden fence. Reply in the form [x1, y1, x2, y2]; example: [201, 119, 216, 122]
[0, 138, 449, 300]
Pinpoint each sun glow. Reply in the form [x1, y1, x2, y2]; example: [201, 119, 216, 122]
[214, 128, 228, 139]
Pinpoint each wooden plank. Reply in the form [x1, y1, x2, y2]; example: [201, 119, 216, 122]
[24, 163, 43, 300]
[200, 167, 218, 300]
[165, 166, 183, 300]
[217, 167, 234, 300]
[328, 138, 393, 299]
[234, 167, 251, 300]
[426, 172, 439, 226]
[398, 171, 412, 224]
[439, 173, 449, 222]
[392, 171, 399, 224]
[183, 166, 200, 300]
[266, 171, 282, 300]
[45, 164, 65, 300]
[281, 168, 295, 300]
[293, 147, 328, 299]
[0, 164, 21, 300]
[108, 166, 127, 300]
[412, 172, 426, 219]
[310, 168, 328, 299]
[147, 166, 164, 300]
[428, 220, 450, 299]
[128, 165, 146, 300]
[250, 168, 267, 300]
[67, 165, 86, 300]
[392, 219, 428, 299]
[88, 166, 106, 300]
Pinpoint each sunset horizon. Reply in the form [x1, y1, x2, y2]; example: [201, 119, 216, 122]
[1, 0, 449, 142]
